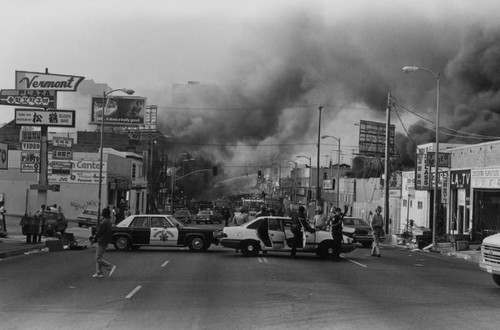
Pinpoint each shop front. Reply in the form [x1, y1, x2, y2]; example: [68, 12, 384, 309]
[471, 168, 500, 240]
[449, 169, 471, 236]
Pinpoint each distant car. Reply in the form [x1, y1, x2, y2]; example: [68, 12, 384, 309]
[195, 210, 222, 224]
[41, 210, 68, 236]
[76, 209, 98, 227]
[173, 209, 193, 224]
[342, 217, 374, 248]
[111, 214, 221, 252]
[220, 216, 356, 258]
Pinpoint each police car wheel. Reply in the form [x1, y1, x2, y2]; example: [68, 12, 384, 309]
[114, 236, 130, 251]
[493, 274, 500, 286]
[242, 241, 260, 257]
[188, 236, 206, 251]
[319, 242, 335, 259]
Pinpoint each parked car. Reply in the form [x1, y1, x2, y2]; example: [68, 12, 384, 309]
[173, 209, 193, 224]
[110, 214, 221, 252]
[194, 210, 223, 224]
[220, 216, 356, 258]
[342, 217, 374, 248]
[76, 209, 98, 227]
[41, 210, 68, 236]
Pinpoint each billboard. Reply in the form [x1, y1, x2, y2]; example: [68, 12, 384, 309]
[358, 120, 396, 157]
[91, 96, 146, 125]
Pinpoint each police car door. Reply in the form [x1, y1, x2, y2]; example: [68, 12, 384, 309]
[150, 216, 177, 246]
[268, 218, 285, 249]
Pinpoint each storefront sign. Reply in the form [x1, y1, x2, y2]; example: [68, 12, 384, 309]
[427, 152, 451, 168]
[471, 168, 500, 188]
[15, 109, 75, 127]
[0, 89, 57, 108]
[450, 170, 471, 189]
[52, 136, 73, 148]
[21, 141, 41, 151]
[415, 149, 429, 190]
[52, 149, 73, 160]
[15, 71, 84, 91]
[21, 130, 41, 142]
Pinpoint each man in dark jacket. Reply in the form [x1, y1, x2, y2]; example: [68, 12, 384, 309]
[93, 208, 116, 278]
[290, 206, 307, 258]
[330, 208, 344, 262]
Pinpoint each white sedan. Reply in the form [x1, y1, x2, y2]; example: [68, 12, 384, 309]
[220, 216, 356, 258]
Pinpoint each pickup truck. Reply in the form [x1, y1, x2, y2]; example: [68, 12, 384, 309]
[479, 233, 500, 286]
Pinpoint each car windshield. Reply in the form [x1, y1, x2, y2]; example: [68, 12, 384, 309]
[168, 216, 184, 227]
[344, 218, 369, 226]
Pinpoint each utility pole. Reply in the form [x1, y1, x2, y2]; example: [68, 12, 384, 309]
[384, 92, 391, 235]
[316, 105, 323, 204]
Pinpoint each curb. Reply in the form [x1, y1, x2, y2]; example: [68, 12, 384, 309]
[0, 244, 46, 259]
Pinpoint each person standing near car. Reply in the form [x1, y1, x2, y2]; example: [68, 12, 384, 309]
[370, 206, 384, 257]
[93, 207, 116, 278]
[0, 202, 7, 233]
[330, 208, 344, 262]
[290, 206, 306, 258]
[313, 206, 327, 231]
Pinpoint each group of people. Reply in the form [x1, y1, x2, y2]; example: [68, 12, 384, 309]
[307, 204, 385, 259]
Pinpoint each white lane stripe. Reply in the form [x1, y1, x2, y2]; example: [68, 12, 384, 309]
[258, 257, 268, 263]
[161, 260, 170, 267]
[125, 286, 142, 299]
[343, 257, 368, 268]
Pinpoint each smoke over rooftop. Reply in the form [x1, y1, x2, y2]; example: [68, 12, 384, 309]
[154, 2, 500, 171]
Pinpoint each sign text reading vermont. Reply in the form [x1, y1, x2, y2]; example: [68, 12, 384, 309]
[16, 71, 84, 91]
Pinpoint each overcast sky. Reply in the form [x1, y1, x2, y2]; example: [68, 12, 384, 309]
[2, 0, 500, 167]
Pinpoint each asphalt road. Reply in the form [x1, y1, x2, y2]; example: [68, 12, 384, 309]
[1, 230, 499, 330]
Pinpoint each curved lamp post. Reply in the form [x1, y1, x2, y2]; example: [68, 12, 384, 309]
[296, 155, 312, 204]
[97, 88, 135, 225]
[402, 65, 440, 250]
[321, 135, 341, 209]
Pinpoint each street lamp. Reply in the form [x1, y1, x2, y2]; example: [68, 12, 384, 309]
[296, 155, 312, 204]
[317, 105, 323, 203]
[321, 135, 341, 210]
[402, 65, 440, 250]
[97, 88, 135, 225]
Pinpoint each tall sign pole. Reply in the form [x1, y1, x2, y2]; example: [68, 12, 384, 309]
[384, 92, 391, 235]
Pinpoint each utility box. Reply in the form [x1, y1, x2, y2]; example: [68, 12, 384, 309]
[455, 240, 470, 251]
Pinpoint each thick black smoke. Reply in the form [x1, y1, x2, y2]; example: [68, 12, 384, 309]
[156, 5, 500, 172]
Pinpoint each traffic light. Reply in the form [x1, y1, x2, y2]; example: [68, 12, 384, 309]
[258, 170, 262, 178]
[332, 179, 336, 190]
[212, 166, 217, 176]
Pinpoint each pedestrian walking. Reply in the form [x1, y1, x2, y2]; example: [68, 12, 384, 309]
[92, 207, 116, 278]
[370, 206, 384, 257]
[330, 208, 344, 261]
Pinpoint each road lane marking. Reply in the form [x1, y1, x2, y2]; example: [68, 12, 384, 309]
[161, 260, 170, 267]
[125, 286, 142, 299]
[258, 257, 268, 263]
[343, 257, 368, 268]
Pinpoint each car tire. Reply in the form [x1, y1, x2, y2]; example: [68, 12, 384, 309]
[241, 240, 260, 257]
[114, 236, 130, 251]
[188, 236, 207, 252]
[492, 274, 500, 286]
[319, 241, 335, 259]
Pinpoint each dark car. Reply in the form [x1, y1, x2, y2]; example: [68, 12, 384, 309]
[173, 209, 193, 224]
[41, 210, 68, 236]
[194, 210, 222, 224]
[342, 217, 374, 248]
[111, 214, 221, 252]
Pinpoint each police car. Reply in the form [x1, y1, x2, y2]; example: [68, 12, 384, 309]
[111, 214, 221, 252]
[220, 216, 356, 258]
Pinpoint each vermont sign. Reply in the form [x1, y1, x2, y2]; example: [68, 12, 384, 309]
[15, 71, 84, 91]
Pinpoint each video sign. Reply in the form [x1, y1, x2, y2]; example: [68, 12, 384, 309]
[91, 96, 146, 125]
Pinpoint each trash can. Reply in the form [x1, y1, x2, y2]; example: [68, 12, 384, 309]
[412, 226, 432, 249]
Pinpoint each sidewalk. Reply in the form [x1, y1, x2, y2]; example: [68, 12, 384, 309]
[0, 214, 87, 260]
